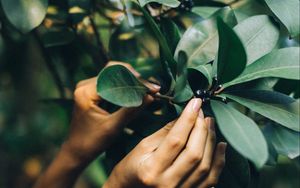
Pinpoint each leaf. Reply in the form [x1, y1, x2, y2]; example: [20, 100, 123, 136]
[218, 146, 250, 188]
[192, 6, 220, 18]
[1, 0, 48, 33]
[42, 29, 75, 48]
[161, 18, 182, 54]
[175, 6, 237, 68]
[97, 65, 149, 107]
[266, 125, 300, 159]
[234, 15, 280, 65]
[211, 100, 268, 168]
[139, 5, 177, 77]
[224, 47, 300, 88]
[138, 0, 180, 7]
[188, 63, 213, 87]
[174, 51, 194, 103]
[222, 90, 300, 132]
[264, 0, 300, 37]
[215, 18, 247, 84]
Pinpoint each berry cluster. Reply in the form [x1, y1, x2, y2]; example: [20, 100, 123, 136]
[194, 77, 227, 103]
[178, 0, 194, 11]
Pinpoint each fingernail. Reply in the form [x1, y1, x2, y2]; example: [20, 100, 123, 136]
[198, 109, 204, 119]
[220, 142, 227, 154]
[192, 98, 202, 112]
[151, 83, 161, 90]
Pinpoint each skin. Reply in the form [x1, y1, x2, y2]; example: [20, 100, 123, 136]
[34, 62, 226, 188]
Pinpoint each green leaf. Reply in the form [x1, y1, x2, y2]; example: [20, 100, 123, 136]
[218, 146, 250, 188]
[139, 5, 177, 77]
[222, 90, 300, 132]
[138, 0, 180, 7]
[97, 65, 149, 107]
[215, 18, 247, 84]
[188, 64, 213, 87]
[192, 6, 220, 18]
[211, 100, 268, 168]
[234, 15, 280, 65]
[174, 51, 194, 103]
[266, 125, 300, 159]
[1, 0, 48, 33]
[224, 47, 300, 88]
[264, 0, 300, 37]
[175, 6, 237, 68]
[161, 18, 182, 54]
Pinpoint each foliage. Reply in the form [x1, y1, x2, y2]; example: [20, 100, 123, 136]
[0, 0, 299, 187]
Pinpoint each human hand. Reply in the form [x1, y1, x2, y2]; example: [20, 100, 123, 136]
[103, 98, 227, 188]
[62, 61, 161, 166]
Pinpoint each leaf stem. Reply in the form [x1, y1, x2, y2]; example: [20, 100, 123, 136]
[153, 93, 173, 101]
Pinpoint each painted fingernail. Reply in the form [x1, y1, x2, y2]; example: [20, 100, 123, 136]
[192, 98, 202, 112]
[198, 109, 204, 119]
[220, 142, 227, 154]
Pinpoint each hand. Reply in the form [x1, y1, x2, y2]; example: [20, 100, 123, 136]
[62, 61, 161, 165]
[103, 98, 227, 188]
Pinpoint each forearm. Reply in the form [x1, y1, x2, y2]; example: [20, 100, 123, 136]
[34, 143, 89, 188]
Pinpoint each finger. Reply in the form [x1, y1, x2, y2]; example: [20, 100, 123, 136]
[197, 142, 227, 188]
[139, 79, 161, 94]
[138, 120, 176, 152]
[74, 78, 109, 114]
[76, 77, 97, 88]
[106, 61, 141, 77]
[179, 118, 216, 188]
[109, 95, 154, 129]
[163, 110, 208, 186]
[152, 98, 202, 170]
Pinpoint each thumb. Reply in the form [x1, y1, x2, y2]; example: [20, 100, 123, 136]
[108, 95, 155, 128]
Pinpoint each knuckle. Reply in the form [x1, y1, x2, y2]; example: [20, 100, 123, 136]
[197, 164, 210, 175]
[73, 87, 85, 102]
[138, 168, 157, 186]
[138, 138, 150, 149]
[166, 136, 184, 149]
[186, 150, 202, 164]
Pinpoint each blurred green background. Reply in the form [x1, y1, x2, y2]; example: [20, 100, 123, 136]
[0, 0, 299, 188]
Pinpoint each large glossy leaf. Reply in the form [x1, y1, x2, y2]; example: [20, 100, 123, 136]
[264, 0, 300, 37]
[211, 100, 268, 168]
[174, 51, 194, 103]
[175, 7, 237, 68]
[188, 63, 213, 86]
[234, 15, 280, 65]
[215, 18, 247, 84]
[224, 47, 300, 88]
[192, 6, 220, 18]
[218, 146, 250, 188]
[161, 18, 181, 54]
[1, 0, 48, 33]
[222, 90, 300, 132]
[139, 6, 177, 76]
[97, 65, 149, 107]
[264, 125, 300, 159]
[138, 0, 180, 7]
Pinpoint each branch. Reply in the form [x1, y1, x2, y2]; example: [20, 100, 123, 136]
[33, 30, 66, 99]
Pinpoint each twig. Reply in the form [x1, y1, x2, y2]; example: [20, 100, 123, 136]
[33, 30, 66, 98]
[89, 15, 110, 66]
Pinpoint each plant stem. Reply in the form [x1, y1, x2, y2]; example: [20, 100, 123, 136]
[153, 93, 173, 101]
[33, 30, 66, 99]
[89, 15, 110, 67]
